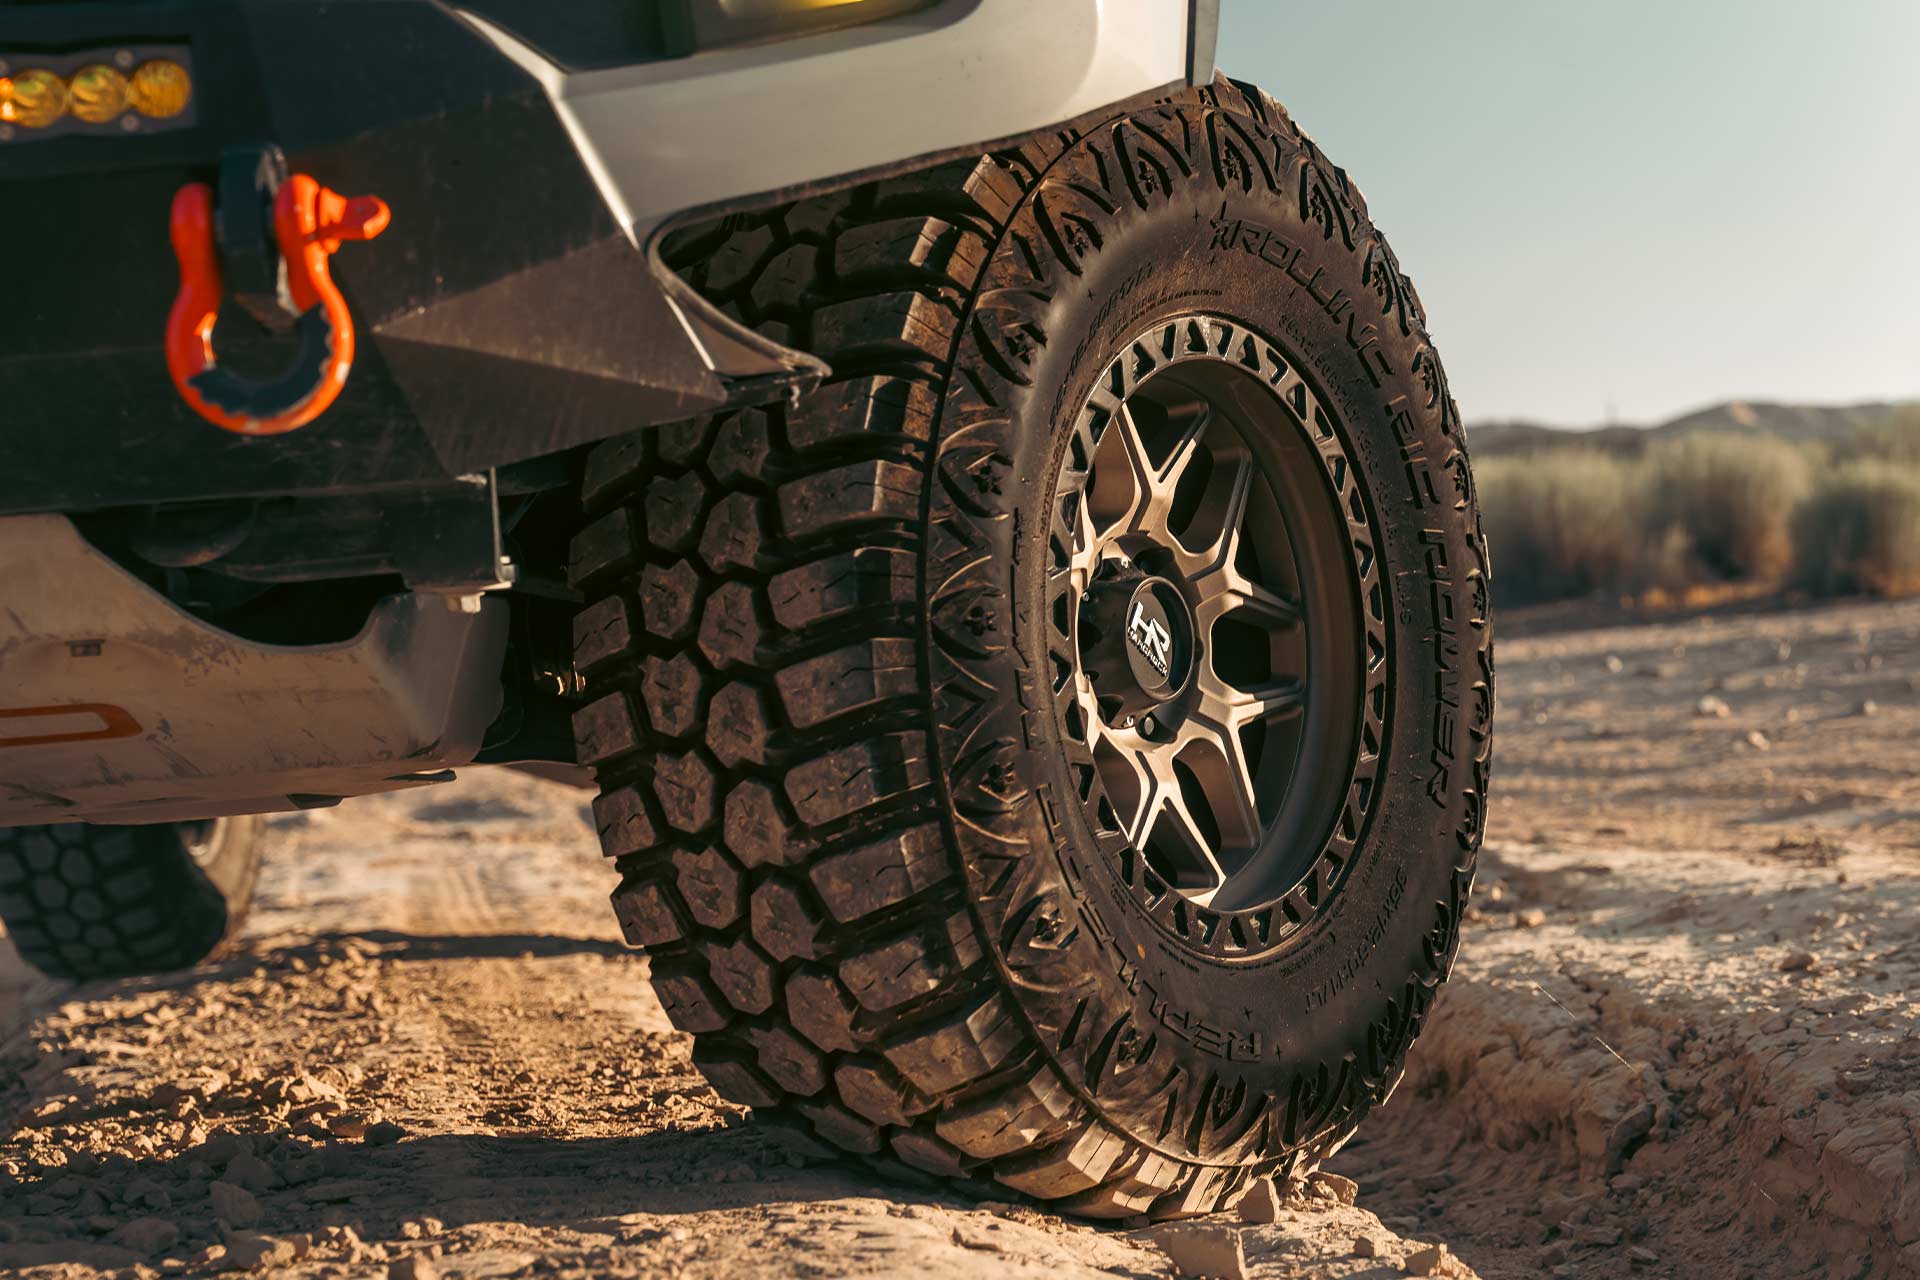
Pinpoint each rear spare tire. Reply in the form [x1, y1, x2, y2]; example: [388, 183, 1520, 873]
[569, 77, 1492, 1217]
[0, 817, 265, 980]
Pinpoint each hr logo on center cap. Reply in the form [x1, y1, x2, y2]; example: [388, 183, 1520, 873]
[1127, 600, 1172, 678]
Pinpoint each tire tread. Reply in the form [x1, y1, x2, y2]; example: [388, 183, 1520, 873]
[574, 75, 1487, 1217]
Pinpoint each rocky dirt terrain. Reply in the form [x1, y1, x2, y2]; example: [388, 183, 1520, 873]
[4, 596, 1918, 1279]
[0, 779, 1470, 1280]
[1335, 597, 1920, 1280]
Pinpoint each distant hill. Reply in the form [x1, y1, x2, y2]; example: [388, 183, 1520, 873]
[1470, 400, 1915, 456]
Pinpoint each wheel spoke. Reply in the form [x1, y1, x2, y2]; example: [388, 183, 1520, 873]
[1069, 487, 1097, 593]
[1170, 450, 1251, 578]
[1137, 776, 1229, 898]
[1173, 450, 1305, 638]
[1181, 453, 1294, 627]
[1086, 731, 1149, 837]
[1124, 747, 1175, 847]
[1173, 711, 1266, 854]
[1148, 401, 1212, 523]
[1199, 674, 1303, 726]
[1193, 566, 1301, 635]
[1091, 399, 1216, 545]
[1087, 403, 1152, 539]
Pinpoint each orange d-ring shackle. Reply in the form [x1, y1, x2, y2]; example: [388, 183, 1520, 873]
[165, 174, 389, 435]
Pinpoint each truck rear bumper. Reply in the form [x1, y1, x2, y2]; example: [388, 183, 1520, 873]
[0, 0, 1198, 516]
[1, 1, 751, 516]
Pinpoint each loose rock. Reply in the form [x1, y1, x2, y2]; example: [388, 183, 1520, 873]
[302, 1178, 378, 1203]
[388, 1255, 439, 1280]
[1836, 1064, 1876, 1094]
[222, 1154, 275, 1193]
[363, 1121, 408, 1146]
[1405, 1242, 1452, 1276]
[110, 1218, 180, 1255]
[285, 1073, 342, 1105]
[1152, 1224, 1247, 1279]
[124, 1176, 172, 1211]
[1234, 1178, 1283, 1224]
[1311, 1172, 1358, 1205]
[327, 1114, 371, 1141]
[193, 1133, 245, 1165]
[222, 1233, 296, 1271]
[208, 1180, 261, 1228]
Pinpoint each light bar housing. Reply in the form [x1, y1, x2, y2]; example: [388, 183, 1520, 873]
[0, 44, 193, 143]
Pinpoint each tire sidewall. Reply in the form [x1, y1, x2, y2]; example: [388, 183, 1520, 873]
[923, 90, 1492, 1165]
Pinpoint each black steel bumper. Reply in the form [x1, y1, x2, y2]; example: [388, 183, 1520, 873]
[0, 1, 808, 516]
[2, 0, 1207, 518]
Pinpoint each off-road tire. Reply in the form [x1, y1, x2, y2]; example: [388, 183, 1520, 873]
[0, 817, 266, 980]
[570, 76, 1492, 1217]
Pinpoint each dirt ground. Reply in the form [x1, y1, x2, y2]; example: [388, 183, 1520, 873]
[1333, 597, 1920, 1280]
[4, 596, 1918, 1279]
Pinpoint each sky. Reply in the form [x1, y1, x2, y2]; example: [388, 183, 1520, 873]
[1214, 0, 1920, 427]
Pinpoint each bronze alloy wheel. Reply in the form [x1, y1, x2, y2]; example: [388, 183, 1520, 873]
[1047, 314, 1383, 955]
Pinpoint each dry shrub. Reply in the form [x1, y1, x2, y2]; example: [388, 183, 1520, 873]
[1476, 449, 1645, 604]
[1473, 411, 1920, 607]
[1641, 434, 1811, 581]
[1791, 460, 1920, 597]
[1834, 405, 1920, 463]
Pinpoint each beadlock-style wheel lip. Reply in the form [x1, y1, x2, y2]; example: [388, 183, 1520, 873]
[1044, 312, 1391, 961]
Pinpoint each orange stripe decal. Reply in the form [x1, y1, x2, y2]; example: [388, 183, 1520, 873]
[0, 703, 143, 748]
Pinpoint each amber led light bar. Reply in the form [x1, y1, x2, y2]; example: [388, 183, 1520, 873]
[0, 45, 193, 142]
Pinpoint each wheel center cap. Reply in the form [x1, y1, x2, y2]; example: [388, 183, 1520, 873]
[1080, 571, 1195, 718]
